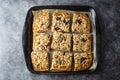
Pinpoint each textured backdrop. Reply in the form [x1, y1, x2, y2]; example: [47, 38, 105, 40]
[0, 0, 120, 80]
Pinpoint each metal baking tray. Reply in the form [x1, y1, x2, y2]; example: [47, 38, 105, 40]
[22, 6, 99, 74]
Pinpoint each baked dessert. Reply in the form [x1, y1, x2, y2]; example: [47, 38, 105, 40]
[30, 10, 93, 72]
[33, 33, 51, 51]
[72, 12, 90, 33]
[74, 52, 92, 71]
[73, 34, 91, 52]
[52, 11, 71, 32]
[32, 11, 50, 32]
[50, 51, 72, 71]
[31, 51, 49, 71]
[51, 32, 71, 51]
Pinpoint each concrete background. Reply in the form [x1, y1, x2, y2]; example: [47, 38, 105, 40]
[0, 0, 120, 80]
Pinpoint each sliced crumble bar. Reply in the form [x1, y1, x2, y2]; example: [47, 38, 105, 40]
[32, 11, 50, 32]
[73, 34, 91, 52]
[52, 11, 71, 32]
[31, 51, 49, 71]
[72, 12, 90, 33]
[50, 51, 72, 71]
[51, 32, 71, 51]
[33, 33, 51, 51]
[74, 52, 92, 71]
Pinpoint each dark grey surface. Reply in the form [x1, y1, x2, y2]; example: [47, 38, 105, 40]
[0, 0, 120, 80]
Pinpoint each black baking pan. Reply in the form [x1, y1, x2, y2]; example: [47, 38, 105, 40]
[22, 5, 100, 74]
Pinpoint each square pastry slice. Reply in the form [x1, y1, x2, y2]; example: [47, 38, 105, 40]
[31, 51, 49, 71]
[33, 33, 51, 51]
[50, 51, 72, 71]
[73, 34, 91, 52]
[51, 32, 71, 51]
[72, 12, 90, 33]
[32, 11, 50, 32]
[52, 11, 71, 32]
[74, 52, 92, 71]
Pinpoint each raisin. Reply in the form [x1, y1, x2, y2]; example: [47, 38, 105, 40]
[59, 38, 63, 42]
[55, 27, 61, 31]
[41, 24, 43, 26]
[56, 17, 61, 21]
[76, 19, 82, 24]
[85, 14, 89, 17]
[63, 19, 69, 25]
[38, 42, 40, 44]
[63, 52, 65, 55]
[59, 58, 62, 65]
[80, 57, 87, 63]
[63, 36, 66, 41]
[81, 38, 87, 42]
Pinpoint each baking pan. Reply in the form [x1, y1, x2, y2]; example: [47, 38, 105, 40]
[22, 6, 99, 74]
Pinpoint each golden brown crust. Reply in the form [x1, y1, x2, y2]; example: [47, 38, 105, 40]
[73, 34, 91, 52]
[51, 32, 71, 51]
[74, 52, 92, 71]
[50, 51, 72, 71]
[52, 11, 71, 32]
[32, 11, 50, 32]
[31, 51, 49, 71]
[33, 33, 52, 51]
[72, 12, 90, 33]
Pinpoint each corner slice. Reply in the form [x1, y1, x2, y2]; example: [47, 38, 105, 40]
[50, 51, 72, 71]
[73, 34, 91, 52]
[52, 11, 71, 32]
[72, 12, 90, 33]
[33, 33, 52, 51]
[32, 11, 50, 32]
[51, 32, 71, 51]
[74, 52, 92, 71]
[31, 51, 49, 71]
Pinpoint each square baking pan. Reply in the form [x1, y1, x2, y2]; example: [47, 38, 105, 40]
[22, 6, 99, 74]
